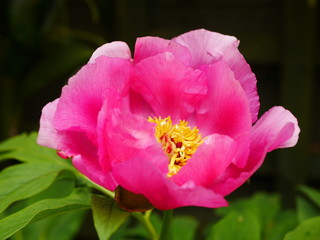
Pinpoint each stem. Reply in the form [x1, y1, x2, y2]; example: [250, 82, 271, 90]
[132, 210, 159, 240]
[160, 210, 173, 240]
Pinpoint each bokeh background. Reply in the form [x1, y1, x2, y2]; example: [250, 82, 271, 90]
[0, 0, 319, 238]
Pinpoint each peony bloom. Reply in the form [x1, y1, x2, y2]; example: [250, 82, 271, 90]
[38, 29, 299, 210]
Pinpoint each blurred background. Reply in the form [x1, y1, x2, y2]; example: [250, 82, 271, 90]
[0, 0, 319, 237]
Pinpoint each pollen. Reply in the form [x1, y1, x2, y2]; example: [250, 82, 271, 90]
[148, 116, 204, 177]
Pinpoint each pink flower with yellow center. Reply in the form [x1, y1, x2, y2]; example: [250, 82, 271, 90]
[38, 29, 299, 210]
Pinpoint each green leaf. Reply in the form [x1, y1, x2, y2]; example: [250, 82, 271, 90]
[297, 196, 320, 223]
[0, 162, 65, 214]
[250, 193, 280, 229]
[12, 209, 87, 240]
[91, 195, 130, 240]
[172, 216, 198, 240]
[0, 132, 73, 170]
[3, 170, 77, 220]
[268, 210, 298, 240]
[284, 216, 320, 240]
[299, 185, 320, 208]
[214, 192, 280, 239]
[0, 188, 90, 240]
[207, 209, 260, 240]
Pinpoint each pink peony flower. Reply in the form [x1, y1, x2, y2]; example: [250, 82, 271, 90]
[37, 29, 299, 210]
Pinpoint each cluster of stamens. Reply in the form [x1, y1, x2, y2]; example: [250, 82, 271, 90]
[148, 116, 204, 177]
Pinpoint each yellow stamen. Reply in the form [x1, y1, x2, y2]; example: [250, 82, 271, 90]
[148, 116, 204, 177]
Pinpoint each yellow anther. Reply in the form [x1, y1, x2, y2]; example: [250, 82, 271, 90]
[148, 116, 204, 177]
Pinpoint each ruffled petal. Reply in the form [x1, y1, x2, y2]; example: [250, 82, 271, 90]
[53, 57, 132, 139]
[112, 156, 227, 210]
[173, 134, 237, 187]
[37, 98, 117, 190]
[251, 106, 300, 151]
[134, 36, 191, 65]
[133, 52, 207, 122]
[38, 99, 96, 157]
[37, 99, 62, 150]
[128, 88, 154, 117]
[173, 29, 259, 123]
[88, 41, 131, 63]
[196, 61, 251, 168]
[96, 88, 158, 172]
[72, 155, 117, 191]
[212, 106, 300, 196]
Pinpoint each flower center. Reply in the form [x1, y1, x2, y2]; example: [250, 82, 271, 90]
[148, 116, 204, 177]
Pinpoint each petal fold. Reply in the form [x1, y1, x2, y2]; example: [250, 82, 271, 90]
[37, 98, 117, 191]
[133, 52, 207, 122]
[53, 57, 132, 139]
[113, 156, 227, 210]
[173, 134, 237, 188]
[212, 106, 300, 196]
[173, 29, 259, 123]
[196, 61, 251, 168]
[96, 88, 157, 172]
[251, 106, 300, 151]
[134, 36, 191, 65]
[88, 41, 131, 63]
[37, 99, 62, 150]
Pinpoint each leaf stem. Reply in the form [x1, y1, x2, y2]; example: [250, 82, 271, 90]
[159, 210, 173, 240]
[132, 210, 159, 240]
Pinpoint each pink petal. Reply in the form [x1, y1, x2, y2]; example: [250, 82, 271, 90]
[133, 52, 207, 122]
[38, 99, 96, 157]
[37, 99, 62, 150]
[173, 134, 237, 188]
[212, 106, 300, 196]
[251, 106, 300, 151]
[112, 156, 227, 210]
[96, 88, 157, 172]
[73, 154, 117, 191]
[128, 89, 154, 117]
[53, 57, 132, 139]
[88, 41, 131, 63]
[37, 98, 117, 190]
[173, 29, 259, 123]
[38, 100, 96, 158]
[196, 61, 251, 168]
[134, 36, 191, 65]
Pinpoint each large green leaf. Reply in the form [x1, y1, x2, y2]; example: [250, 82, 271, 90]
[0, 188, 90, 240]
[6, 170, 77, 217]
[11, 209, 87, 240]
[249, 193, 280, 233]
[0, 162, 66, 214]
[268, 210, 298, 240]
[91, 195, 130, 240]
[214, 193, 281, 239]
[207, 209, 260, 240]
[284, 216, 320, 240]
[0, 132, 73, 170]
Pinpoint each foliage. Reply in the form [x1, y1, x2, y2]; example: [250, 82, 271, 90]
[0, 133, 320, 240]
